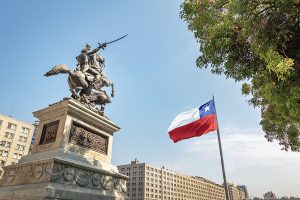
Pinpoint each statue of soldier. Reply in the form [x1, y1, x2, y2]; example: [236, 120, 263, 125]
[45, 34, 127, 116]
[76, 43, 106, 82]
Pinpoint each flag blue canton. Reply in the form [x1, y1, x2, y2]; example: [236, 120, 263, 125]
[199, 100, 216, 118]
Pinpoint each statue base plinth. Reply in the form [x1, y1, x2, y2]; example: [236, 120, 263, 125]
[0, 99, 128, 200]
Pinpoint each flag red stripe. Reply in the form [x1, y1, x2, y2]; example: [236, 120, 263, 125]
[168, 114, 217, 143]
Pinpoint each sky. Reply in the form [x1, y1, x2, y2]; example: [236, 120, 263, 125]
[0, 0, 299, 198]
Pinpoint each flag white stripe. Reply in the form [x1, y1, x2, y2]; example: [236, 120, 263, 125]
[168, 107, 199, 132]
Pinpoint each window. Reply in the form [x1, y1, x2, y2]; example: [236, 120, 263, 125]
[0, 141, 11, 148]
[7, 123, 17, 130]
[22, 127, 30, 134]
[16, 144, 25, 151]
[13, 153, 22, 160]
[0, 160, 5, 166]
[19, 136, 27, 143]
[4, 132, 14, 139]
[6, 142, 11, 148]
[0, 150, 8, 157]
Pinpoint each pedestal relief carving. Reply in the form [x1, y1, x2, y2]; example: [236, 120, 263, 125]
[115, 178, 127, 193]
[100, 175, 115, 190]
[51, 163, 64, 181]
[64, 168, 75, 181]
[0, 160, 127, 194]
[0, 161, 53, 186]
[92, 173, 101, 186]
[32, 164, 43, 179]
[75, 169, 90, 187]
[40, 120, 59, 145]
[69, 122, 108, 154]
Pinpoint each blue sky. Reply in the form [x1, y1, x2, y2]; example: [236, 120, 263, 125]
[1, 1, 299, 198]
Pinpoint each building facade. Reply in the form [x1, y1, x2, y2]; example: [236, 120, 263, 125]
[237, 185, 248, 200]
[118, 159, 248, 200]
[228, 184, 241, 200]
[29, 121, 39, 154]
[263, 191, 277, 199]
[0, 114, 34, 175]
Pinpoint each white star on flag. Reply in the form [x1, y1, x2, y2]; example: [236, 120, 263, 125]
[204, 106, 210, 112]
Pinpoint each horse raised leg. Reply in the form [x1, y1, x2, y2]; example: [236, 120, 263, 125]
[111, 83, 114, 97]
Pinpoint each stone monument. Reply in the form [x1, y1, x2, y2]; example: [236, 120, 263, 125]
[0, 36, 129, 200]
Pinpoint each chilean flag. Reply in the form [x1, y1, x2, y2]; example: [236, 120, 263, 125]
[168, 100, 217, 143]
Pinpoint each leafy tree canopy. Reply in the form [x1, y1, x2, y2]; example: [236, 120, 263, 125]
[180, 0, 300, 151]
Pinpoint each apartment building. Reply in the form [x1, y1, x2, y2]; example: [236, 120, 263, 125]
[118, 159, 248, 200]
[237, 185, 248, 200]
[228, 183, 240, 200]
[0, 114, 34, 175]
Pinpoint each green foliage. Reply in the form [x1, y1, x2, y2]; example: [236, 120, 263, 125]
[181, 0, 300, 151]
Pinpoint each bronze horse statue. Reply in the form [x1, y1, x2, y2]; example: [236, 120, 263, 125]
[44, 64, 114, 112]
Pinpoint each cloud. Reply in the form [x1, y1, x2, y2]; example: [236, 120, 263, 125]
[181, 124, 300, 197]
[158, 122, 300, 197]
[186, 124, 300, 169]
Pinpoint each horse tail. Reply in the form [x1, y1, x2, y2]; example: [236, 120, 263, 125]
[44, 64, 71, 77]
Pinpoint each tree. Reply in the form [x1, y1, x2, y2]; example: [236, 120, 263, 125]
[180, 0, 300, 151]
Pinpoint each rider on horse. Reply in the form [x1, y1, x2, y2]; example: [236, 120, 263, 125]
[76, 43, 106, 83]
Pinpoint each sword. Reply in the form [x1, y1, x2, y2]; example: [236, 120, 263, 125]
[98, 34, 128, 48]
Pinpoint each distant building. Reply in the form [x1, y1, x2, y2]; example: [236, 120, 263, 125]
[0, 114, 34, 176]
[279, 197, 300, 200]
[228, 183, 241, 200]
[118, 159, 248, 200]
[29, 121, 39, 154]
[263, 191, 277, 199]
[237, 185, 248, 200]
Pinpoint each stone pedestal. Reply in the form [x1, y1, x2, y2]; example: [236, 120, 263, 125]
[0, 99, 128, 200]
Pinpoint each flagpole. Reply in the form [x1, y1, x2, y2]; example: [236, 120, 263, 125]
[213, 96, 230, 200]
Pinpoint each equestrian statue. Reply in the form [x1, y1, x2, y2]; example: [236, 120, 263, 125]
[44, 34, 127, 116]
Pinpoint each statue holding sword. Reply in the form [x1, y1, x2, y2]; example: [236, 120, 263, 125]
[44, 34, 128, 116]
